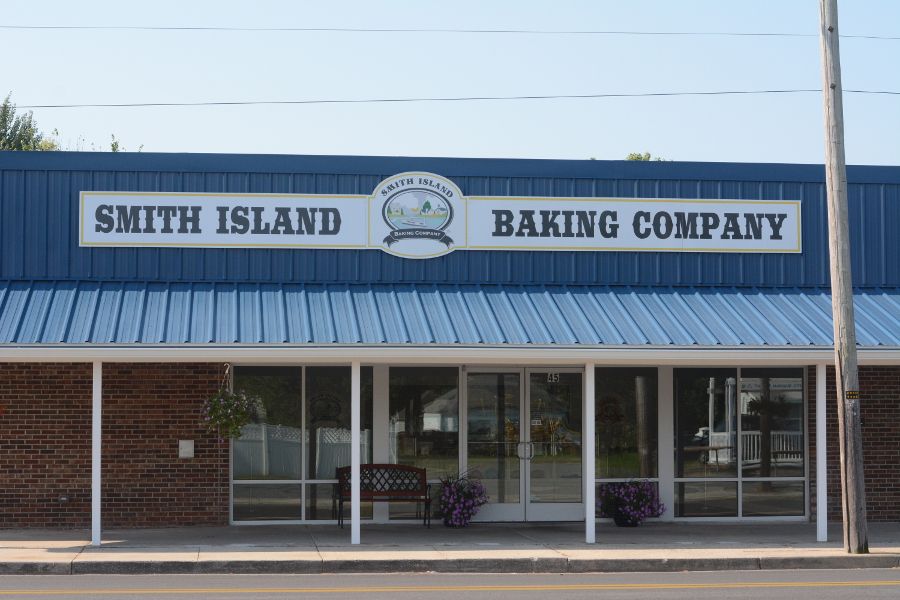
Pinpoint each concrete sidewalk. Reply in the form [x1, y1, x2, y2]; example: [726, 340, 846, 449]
[2, 522, 900, 575]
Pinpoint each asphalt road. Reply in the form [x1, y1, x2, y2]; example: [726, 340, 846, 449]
[2, 569, 900, 599]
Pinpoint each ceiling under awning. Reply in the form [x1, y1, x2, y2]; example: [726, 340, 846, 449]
[0, 281, 899, 349]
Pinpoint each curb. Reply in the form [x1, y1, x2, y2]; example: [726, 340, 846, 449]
[0, 562, 72, 576]
[3, 554, 900, 575]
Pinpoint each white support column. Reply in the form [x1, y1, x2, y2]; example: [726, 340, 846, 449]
[816, 363, 828, 542]
[91, 361, 102, 546]
[350, 361, 361, 545]
[372, 365, 390, 523]
[584, 363, 596, 544]
[657, 367, 675, 521]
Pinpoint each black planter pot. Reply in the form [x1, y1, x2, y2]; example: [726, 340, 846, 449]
[613, 514, 639, 527]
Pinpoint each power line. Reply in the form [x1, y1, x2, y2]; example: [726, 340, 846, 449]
[15, 89, 897, 110]
[0, 24, 897, 39]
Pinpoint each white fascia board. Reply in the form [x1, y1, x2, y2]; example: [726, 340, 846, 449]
[1, 344, 899, 365]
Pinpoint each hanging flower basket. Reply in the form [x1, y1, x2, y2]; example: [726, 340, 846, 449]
[597, 480, 665, 527]
[436, 473, 489, 528]
[201, 364, 257, 440]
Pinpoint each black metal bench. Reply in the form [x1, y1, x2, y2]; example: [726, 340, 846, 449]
[334, 464, 431, 527]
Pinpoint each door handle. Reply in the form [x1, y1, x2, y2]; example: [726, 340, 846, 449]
[524, 441, 534, 460]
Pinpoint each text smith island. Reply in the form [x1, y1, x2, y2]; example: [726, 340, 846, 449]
[93, 202, 791, 242]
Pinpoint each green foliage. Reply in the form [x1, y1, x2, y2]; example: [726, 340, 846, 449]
[109, 134, 143, 153]
[625, 152, 668, 161]
[202, 388, 258, 440]
[1, 93, 140, 152]
[1, 94, 51, 151]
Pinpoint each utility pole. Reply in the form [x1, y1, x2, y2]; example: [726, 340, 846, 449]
[818, 0, 868, 554]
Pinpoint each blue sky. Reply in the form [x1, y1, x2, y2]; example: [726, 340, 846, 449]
[5, 0, 899, 164]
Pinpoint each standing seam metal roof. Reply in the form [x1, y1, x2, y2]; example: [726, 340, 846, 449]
[0, 281, 898, 348]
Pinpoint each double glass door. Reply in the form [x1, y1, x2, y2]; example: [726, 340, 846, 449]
[465, 368, 584, 521]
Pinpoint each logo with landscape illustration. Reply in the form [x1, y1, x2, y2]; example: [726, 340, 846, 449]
[372, 172, 464, 258]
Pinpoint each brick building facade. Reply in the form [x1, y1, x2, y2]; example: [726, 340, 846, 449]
[0, 363, 229, 528]
[808, 365, 900, 522]
[3, 361, 899, 528]
[0, 152, 898, 539]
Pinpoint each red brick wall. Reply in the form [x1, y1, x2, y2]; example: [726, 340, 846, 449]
[808, 365, 900, 521]
[102, 363, 229, 527]
[0, 362, 229, 528]
[0, 363, 93, 527]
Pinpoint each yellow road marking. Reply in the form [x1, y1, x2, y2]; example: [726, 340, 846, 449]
[3, 580, 900, 595]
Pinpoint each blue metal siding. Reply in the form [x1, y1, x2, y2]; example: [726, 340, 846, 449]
[2, 152, 900, 287]
[1, 280, 899, 348]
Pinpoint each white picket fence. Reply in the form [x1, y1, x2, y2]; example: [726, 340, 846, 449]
[233, 424, 369, 480]
[705, 430, 803, 467]
[741, 430, 803, 465]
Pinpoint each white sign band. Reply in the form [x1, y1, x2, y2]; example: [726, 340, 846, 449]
[80, 172, 801, 257]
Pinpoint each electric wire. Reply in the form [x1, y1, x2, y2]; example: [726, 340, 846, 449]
[0, 24, 897, 39]
[14, 89, 897, 110]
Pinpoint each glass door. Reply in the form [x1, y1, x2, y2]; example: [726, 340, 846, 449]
[466, 370, 526, 521]
[525, 369, 584, 521]
[464, 367, 584, 522]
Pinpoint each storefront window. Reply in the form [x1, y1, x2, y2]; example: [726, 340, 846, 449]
[675, 482, 738, 517]
[232, 367, 303, 481]
[232, 484, 302, 521]
[467, 372, 521, 504]
[306, 366, 373, 480]
[739, 369, 804, 478]
[742, 481, 805, 516]
[231, 365, 373, 522]
[675, 367, 806, 518]
[389, 367, 459, 479]
[675, 369, 738, 480]
[674, 369, 738, 517]
[595, 368, 658, 479]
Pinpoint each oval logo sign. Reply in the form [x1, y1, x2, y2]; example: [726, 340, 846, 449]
[370, 172, 465, 259]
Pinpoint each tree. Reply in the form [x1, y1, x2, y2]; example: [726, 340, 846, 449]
[626, 152, 667, 161]
[109, 134, 142, 153]
[0, 94, 57, 151]
[1, 94, 139, 152]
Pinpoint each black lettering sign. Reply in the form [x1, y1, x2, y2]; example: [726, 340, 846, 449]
[492, 210, 514, 236]
[720, 213, 743, 240]
[599, 211, 618, 238]
[633, 211, 651, 239]
[766, 213, 787, 240]
[539, 210, 561, 237]
[699, 213, 720, 240]
[320, 208, 341, 235]
[94, 205, 114, 233]
[515, 210, 538, 237]
[178, 206, 201, 234]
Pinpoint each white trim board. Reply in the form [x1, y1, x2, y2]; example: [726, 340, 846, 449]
[1, 345, 899, 364]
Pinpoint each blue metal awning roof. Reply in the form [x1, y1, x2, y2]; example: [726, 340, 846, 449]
[0, 281, 898, 348]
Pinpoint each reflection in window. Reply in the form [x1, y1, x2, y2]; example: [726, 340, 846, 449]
[596, 368, 658, 479]
[232, 484, 302, 521]
[676, 482, 737, 517]
[232, 367, 303, 480]
[739, 369, 804, 478]
[232, 365, 374, 522]
[742, 481, 805, 516]
[389, 367, 459, 479]
[306, 366, 373, 480]
[675, 369, 738, 479]
[529, 372, 583, 503]
[467, 372, 521, 504]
